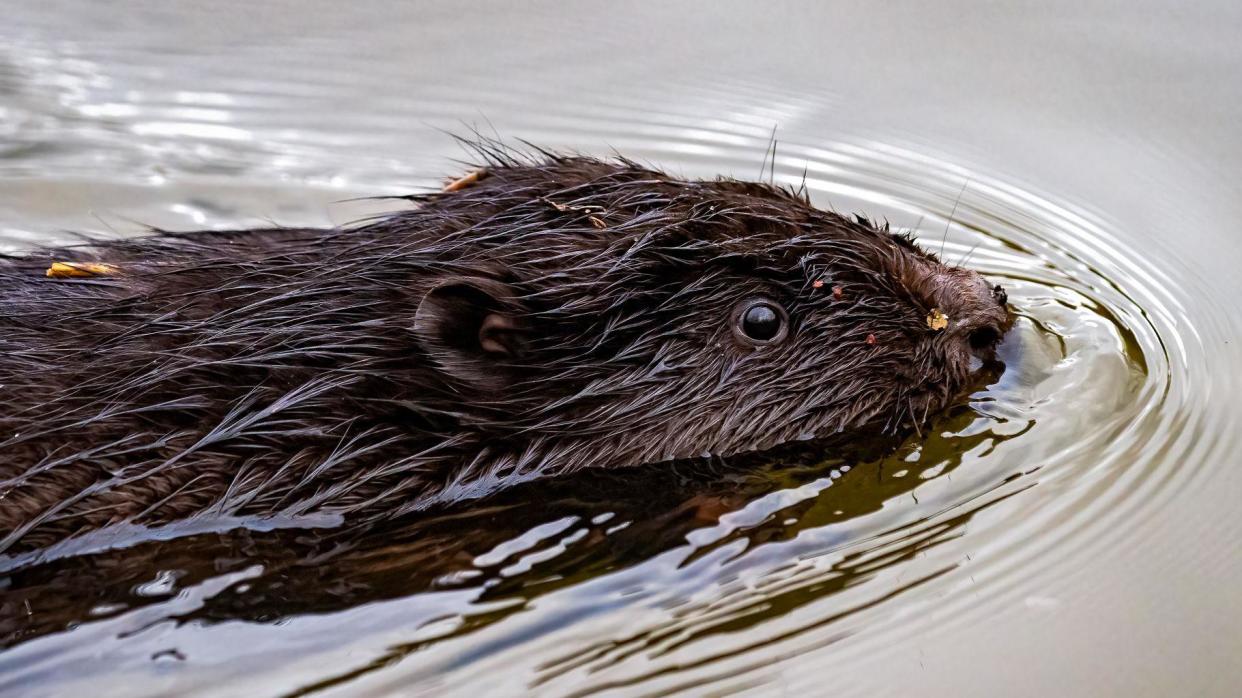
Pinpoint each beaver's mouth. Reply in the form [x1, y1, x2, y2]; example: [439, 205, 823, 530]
[899, 346, 1009, 436]
[954, 303, 1013, 375]
[968, 324, 1005, 352]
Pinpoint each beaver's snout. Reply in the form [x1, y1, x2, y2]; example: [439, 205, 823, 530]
[926, 268, 1011, 361]
[960, 283, 1009, 352]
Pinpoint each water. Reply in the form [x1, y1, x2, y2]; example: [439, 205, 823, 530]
[2, 2, 1240, 696]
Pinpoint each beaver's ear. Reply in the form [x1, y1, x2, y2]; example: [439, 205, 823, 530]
[413, 277, 528, 386]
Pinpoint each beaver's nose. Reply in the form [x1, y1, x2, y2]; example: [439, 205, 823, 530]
[991, 283, 1007, 307]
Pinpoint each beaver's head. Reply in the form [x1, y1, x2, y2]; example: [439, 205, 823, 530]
[398, 156, 1010, 500]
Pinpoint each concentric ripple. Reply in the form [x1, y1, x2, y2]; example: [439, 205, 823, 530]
[1, 7, 1236, 697]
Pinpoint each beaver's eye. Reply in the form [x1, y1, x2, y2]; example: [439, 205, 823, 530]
[732, 298, 789, 346]
[743, 304, 780, 339]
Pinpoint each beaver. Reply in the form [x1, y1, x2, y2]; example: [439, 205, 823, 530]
[0, 149, 1009, 555]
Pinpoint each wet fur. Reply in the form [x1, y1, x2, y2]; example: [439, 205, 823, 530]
[0, 147, 1008, 553]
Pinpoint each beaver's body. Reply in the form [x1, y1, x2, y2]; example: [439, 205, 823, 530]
[0, 153, 1008, 554]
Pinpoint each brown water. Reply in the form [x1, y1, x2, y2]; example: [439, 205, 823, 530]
[2, 2, 1240, 696]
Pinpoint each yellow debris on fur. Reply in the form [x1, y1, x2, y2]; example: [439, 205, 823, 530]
[45, 262, 120, 279]
[443, 169, 487, 192]
[927, 308, 949, 331]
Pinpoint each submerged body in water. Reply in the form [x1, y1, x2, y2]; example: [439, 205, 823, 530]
[0, 149, 1009, 554]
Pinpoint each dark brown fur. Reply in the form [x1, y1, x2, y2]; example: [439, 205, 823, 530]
[0, 148, 1008, 554]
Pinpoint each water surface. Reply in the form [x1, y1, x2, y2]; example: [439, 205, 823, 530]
[2, 3, 1240, 696]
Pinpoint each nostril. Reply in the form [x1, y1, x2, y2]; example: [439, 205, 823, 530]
[968, 325, 1001, 351]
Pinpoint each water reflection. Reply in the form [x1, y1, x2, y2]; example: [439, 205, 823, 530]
[5, 397, 1052, 698]
[0, 398, 994, 640]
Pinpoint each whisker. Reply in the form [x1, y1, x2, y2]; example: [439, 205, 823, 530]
[939, 180, 970, 258]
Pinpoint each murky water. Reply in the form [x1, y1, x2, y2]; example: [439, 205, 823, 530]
[2, 2, 1241, 696]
